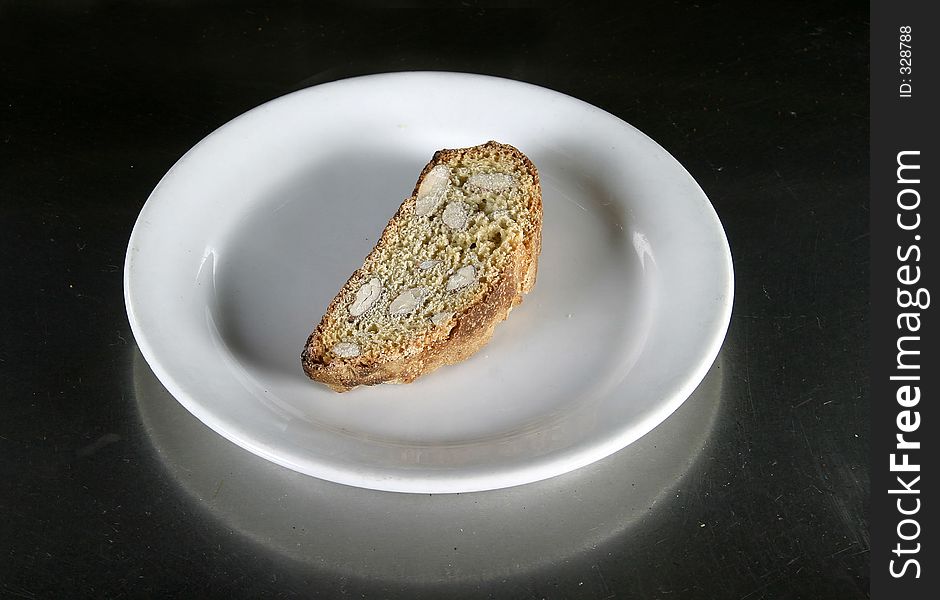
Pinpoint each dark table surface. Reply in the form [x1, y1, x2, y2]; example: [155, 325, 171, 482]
[1, 2, 869, 598]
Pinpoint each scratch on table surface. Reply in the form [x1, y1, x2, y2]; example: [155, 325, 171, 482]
[792, 397, 813, 409]
[737, 314, 794, 319]
[743, 318, 755, 415]
[797, 418, 815, 457]
[212, 478, 225, 500]
[738, 580, 773, 600]
[0, 583, 37, 599]
[591, 563, 612, 598]
[849, 231, 870, 243]
[828, 543, 858, 558]
[76, 433, 122, 457]
[109, 330, 128, 346]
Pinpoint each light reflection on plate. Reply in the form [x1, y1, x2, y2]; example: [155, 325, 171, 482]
[133, 348, 725, 585]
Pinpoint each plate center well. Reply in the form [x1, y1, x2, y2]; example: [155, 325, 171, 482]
[208, 147, 654, 445]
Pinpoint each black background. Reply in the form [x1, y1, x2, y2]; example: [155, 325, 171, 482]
[2, 1, 868, 598]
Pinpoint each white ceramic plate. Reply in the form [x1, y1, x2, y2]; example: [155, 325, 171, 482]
[124, 72, 733, 494]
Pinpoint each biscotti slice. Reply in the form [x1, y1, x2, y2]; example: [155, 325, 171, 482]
[301, 141, 542, 392]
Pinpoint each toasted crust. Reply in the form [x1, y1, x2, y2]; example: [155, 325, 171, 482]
[301, 141, 542, 392]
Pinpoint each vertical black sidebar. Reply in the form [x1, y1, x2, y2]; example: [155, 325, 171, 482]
[871, 1, 937, 597]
